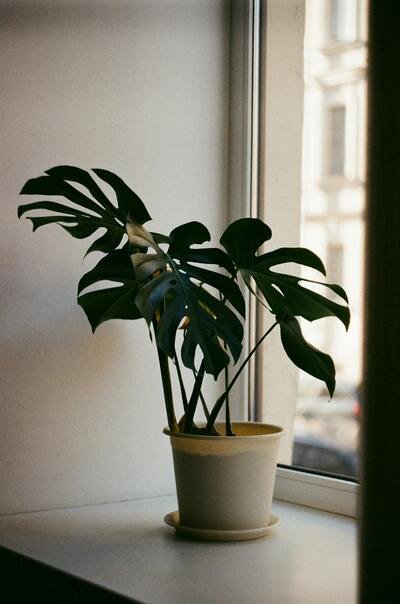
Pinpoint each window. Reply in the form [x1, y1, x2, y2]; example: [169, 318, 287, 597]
[327, 242, 344, 286]
[327, 0, 365, 45]
[329, 0, 352, 43]
[293, 0, 367, 484]
[252, 0, 366, 514]
[327, 105, 346, 175]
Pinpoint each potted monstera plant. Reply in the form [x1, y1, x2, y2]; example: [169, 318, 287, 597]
[18, 166, 350, 541]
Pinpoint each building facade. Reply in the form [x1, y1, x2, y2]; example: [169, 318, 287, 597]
[300, 0, 368, 395]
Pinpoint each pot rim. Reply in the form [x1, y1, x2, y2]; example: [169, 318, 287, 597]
[163, 421, 284, 441]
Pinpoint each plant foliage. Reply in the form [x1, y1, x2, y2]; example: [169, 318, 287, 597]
[19, 166, 350, 433]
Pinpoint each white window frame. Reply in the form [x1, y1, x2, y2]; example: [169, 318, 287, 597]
[274, 466, 357, 517]
[235, 0, 358, 518]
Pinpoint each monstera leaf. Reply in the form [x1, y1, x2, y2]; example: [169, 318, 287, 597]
[77, 245, 142, 331]
[18, 166, 159, 330]
[18, 165, 151, 255]
[18, 166, 352, 434]
[133, 221, 245, 379]
[220, 218, 350, 396]
[279, 311, 337, 397]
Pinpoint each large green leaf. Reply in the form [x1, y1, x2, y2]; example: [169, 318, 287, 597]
[18, 165, 151, 255]
[221, 218, 350, 328]
[220, 217, 350, 395]
[279, 313, 336, 398]
[220, 218, 272, 269]
[133, 221, 245, 378]
[77, 246, 142, 331]
[168, 221, 235, 274]
[92, 168, 151, 225]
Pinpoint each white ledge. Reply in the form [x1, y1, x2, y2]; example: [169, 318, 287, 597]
[274, 466, 358, 517]
[0, 495, 357, 603]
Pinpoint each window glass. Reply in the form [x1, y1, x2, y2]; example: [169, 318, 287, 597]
[327, 105, 346, 175]
[293, 0, 367, 479]
[330, 0, 348, 42]
[328, 0, 357, 43]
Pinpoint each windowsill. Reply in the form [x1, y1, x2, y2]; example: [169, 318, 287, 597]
[321, 39, 366, 56]
[0, 494, 357, 603]
[319, 174, 365, 191]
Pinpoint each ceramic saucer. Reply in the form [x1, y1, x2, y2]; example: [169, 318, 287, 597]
[164, 511, 280, 541]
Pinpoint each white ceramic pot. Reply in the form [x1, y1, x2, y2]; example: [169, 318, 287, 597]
[164, 422, 283, 533]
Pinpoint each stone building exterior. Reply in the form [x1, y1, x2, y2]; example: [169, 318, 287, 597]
[300, 0, 368, 397]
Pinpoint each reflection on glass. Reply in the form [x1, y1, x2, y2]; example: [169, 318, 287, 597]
[293, 0, 368, 479]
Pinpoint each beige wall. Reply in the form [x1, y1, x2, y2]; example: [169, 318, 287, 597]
[0, 0, 230, 514]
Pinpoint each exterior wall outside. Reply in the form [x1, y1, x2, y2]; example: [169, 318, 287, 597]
[300, 0, 367, 394]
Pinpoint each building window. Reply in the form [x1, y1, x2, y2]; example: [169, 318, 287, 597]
[327, 105, 346, 175]
[328, 0, 361, 44]
[327, 242, 344, 289]
[329, 0, 350, 42]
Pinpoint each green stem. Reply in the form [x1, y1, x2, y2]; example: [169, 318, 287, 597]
[220, 290, 233, 435]
[183, 360, 205, 433]
[174, 352, 188, 411]
[153, 321, 178, 432]
[206, 321, 279, 433]
[192, 369, 210, 419]
[224, 343, 233, 436]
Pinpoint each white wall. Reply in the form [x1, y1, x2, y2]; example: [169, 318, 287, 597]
[0, 0, 230, 514]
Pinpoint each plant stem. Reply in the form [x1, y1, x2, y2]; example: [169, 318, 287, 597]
[220, 290, 233, 435]
[183, 360, 205, 433]
[153, 321, 178, 432]
[192, 369, 210, 419]
[224, 347, 234, 436]
[205, 321, 279, 433]
[174, 352, 188, 411]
